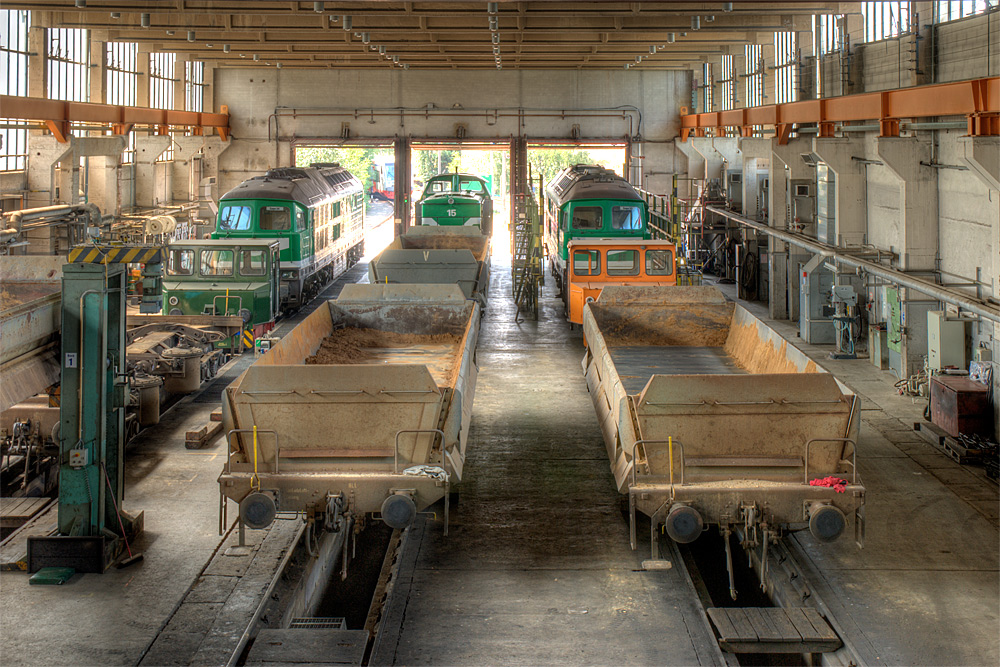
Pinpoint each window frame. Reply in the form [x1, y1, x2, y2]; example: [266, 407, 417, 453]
[200, 249, 235, 277]
[572, 249, 602, 276]
[571, 205, 603, 231]
[606, 249, 640, 277]
[645, 249, 675, 277]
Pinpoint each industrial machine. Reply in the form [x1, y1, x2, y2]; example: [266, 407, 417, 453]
[724, 168, 743, 211]
[27, 263, 142, 573]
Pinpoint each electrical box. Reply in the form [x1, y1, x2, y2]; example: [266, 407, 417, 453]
[790, 179, 815, 227]
[816, 164, 836, 244]
[725, 169, 743, 210]
[869, 328, 889, 369]
[757, 176, 770, 221]
[927, 311, 966, 371]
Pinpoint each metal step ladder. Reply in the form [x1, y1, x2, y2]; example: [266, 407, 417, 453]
[510, 190, 542, 322]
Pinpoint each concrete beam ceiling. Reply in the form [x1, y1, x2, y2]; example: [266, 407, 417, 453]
[12, 1, 846, 70]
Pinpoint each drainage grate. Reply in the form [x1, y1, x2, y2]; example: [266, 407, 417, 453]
[288, 617, 347, 629]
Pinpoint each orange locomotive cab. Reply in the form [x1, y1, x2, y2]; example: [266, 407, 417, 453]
[567, 238, 677, 326]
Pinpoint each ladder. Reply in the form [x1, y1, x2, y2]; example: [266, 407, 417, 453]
[511, 190, 542, 322]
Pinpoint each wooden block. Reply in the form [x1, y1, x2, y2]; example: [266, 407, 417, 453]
[210, 408, 223, 422]
[186, 421, 224, 449]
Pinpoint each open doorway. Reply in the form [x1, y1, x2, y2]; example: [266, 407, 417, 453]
[293, 144, 396, 259]
[411, 143, 511, 257]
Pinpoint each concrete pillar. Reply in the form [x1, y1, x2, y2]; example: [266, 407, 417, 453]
[689, 137, 725, 181]
[136, 46, 151, 108]
[26, 136, 73, 208]
[769, 138, 816, 320]
[740, 137, 770, 219]
[959, 137, 1000, 191]
[27, 27, 46, 97]
[171, 136, 206, 203]
[89, 33, 108, 104]
[134, 135, 172, 208]
[877, 137, 938, 376]
[200, 137, 232, 204]
[174, 55, 189, 111]
[811, 138, 868, 246]
[74, 137, 127, 213]
[674, 139, 706, 180]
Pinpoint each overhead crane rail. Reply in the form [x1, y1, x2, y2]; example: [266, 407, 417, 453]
[680, 76, 999, 143]
[0, 95, 230, 143]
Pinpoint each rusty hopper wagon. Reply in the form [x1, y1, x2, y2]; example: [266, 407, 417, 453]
[219, 283, 480, 534]
[368, 227, 491, 306]
[582, 286, 863, 569]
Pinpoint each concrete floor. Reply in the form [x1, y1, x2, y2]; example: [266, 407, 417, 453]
[1, 212, 997, 666]
[379, 238, 721, 665]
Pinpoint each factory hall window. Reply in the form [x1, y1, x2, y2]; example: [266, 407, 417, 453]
[774, 31, 798, 105]
[240, 250, 266, 276]
[219, 205, 252, 231]
[167, 249, 194, 275]
[702, 63, 713, 112]
[719, 54, 736, 111]
[1, 10, 30, 171]
[572, 250, 601, 276]
[862, 2, 911, 41]
[149, 53, 175, 160]
[260, 206, 291, 231]
[571, 206, 602, 230]
[48, 28, 90, 102]
[185, 61, 206, 113]
[201, 250, 235, 276]
[607, 250, 639, 276]
[744, 44, 764, 108]
[645, 249, 674, 276]
[936, 0, 994, 22]
[107, 42, 138, 163]
[611, 205, 642, 230]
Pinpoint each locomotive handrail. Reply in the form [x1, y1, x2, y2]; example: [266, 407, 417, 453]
[226, 428, 280, 474]
[393, 429, 446, 474]
[803, 437, 857, 485]
[630, 439, 686, 488]
[213, 294, 243, 318]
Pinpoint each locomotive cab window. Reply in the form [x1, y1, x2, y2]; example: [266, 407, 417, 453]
[459, 179, 483, 192]
[607, 249, 640, 276]
[572, 206, 602, 230]
[573, 249, 601, 276]
[201, 249, 235, 276]
[646, 249, 674, 276]
[260, 206, 291, 231]
[167, 248, 194, 276]
[240, 250, 266, 276]
[219, 205, 252, 231]
[296, 208, 306, 230]
[611, 205, 642, 230]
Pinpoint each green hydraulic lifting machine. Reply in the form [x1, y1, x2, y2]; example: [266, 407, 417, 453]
[27, 261, 143, 573]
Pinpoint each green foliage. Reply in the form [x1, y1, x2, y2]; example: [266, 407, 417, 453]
[413, 150, 458, 183]
[294, 146, 392, 194]
[527, 149, 600, 183]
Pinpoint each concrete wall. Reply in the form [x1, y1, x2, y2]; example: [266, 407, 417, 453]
[213, 67, 691, 195]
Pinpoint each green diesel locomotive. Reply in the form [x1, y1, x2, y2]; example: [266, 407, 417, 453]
[542, 164, 648, 298]
[417, 173, 493, 236]
[213, 164, 365, 308]
[163, 239, 281, 348]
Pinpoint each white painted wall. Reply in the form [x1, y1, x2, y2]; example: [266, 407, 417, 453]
[213, 67, 691, 195]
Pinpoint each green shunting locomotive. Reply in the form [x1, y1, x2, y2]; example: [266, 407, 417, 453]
[417, 172, 493, 236]
[163, 239, 281, 348]
[542, 164, 649, 297]
[212, 164, 366, 308]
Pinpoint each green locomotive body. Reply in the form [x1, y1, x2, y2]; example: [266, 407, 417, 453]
[417, 173, 493, 236]
[212, 164, 365, 309]
[542, 164, 649, 297]
[162, 239, 281, 349]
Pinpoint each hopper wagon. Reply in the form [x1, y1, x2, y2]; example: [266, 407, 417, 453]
[368, 227, 491, 306]
[581, 286, 864, 572]
[219, 284, 480, 534]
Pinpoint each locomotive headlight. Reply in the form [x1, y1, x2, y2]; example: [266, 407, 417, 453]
[169, 296, 179, 306]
